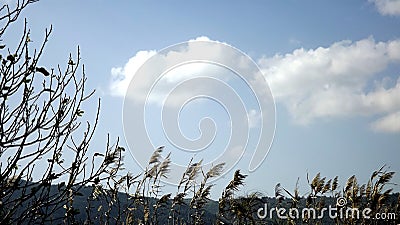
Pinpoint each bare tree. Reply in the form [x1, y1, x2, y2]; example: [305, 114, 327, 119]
[0, 1, 124, 224]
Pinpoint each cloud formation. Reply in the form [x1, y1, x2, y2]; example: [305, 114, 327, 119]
[117, 37, 276, 176]
[110, 37, 400, 133]
[110, 50, 156, 97]
[370, 0, 400, 16]
[259, 37, 400, 132]
[371, 111, 400, 132]
[109, 36, 223, 104]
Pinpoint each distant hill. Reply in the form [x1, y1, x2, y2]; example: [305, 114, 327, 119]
[4, 180, 399, 224]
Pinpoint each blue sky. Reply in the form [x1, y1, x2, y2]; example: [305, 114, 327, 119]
[3, 0, 400, 198]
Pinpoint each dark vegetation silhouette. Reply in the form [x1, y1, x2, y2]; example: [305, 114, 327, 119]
[0, 1, 399, 224]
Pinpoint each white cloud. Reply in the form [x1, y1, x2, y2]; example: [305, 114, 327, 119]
[110, 50, 156, 96]
[189, 36, 211, 42]
[110, 36, 400, 133]
[259, 37, 400, 132]
[371, 111, 400, 132]
[109, 36, 261, 108]
[370, 0, 400, 16]
[109, 36, 221, 102]
[117, 36, 276, 175]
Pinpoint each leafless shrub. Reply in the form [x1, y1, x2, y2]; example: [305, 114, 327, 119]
[0, 1, 125, 224]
